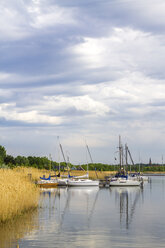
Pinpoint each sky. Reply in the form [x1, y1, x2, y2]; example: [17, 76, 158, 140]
[0, 0, 165, 165]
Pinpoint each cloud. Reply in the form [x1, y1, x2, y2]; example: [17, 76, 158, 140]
[0, 0, 77, 41]
[0, 103, 62, 125]
[43, 95, 109, 117]
[29, 4, 77, 29]
[0, 0, 165, 163]
[72, 27, 165, 79]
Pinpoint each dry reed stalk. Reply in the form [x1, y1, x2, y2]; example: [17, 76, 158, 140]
[0, 169, 39, 223]
[61, 170, 116, 179]
[13, 167, 50, 181]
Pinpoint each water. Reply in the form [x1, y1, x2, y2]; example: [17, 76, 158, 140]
[1, 176, 165, 248]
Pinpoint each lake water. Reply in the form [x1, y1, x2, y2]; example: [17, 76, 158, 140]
[1, 176, 165, 248]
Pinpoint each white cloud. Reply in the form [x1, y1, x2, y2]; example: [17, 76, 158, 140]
[43, 95, 110, 117]
[29, 5, 76, 29]
[0, 103, 62, 125]
[0, 71, 62, 85]
[0, 1, 31, 41]
[0, 72, 12, 81]
[72, 27, 165, 77]
[130, 0, 165, 28]
[1, 0, 165, 163]
[0, 0, 77, 41]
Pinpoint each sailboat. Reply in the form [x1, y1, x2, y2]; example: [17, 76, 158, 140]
[56, 139, 90, 186]
[37, 174, 58, 188]
[67, 143, 99, 187]
[110, 136, 142, 187]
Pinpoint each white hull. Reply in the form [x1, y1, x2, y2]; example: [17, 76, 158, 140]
[68, 179, 99, 187]
[110, 178, 141, 187]
[57, 178, 68, 186]
[128, 175, 149, 182]
[139, 176, 149, 181]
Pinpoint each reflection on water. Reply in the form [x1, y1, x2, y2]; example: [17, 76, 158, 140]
[0, 209, 38, 248]
[110, 187, 142, 229]
[39, 187, 100, 232]
[1, 177, 165, 248]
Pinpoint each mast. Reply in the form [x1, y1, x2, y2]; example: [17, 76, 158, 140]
[127, 148, 134, 166]
[85, 140, 97, 179]
[119, 135, 122, 173]
[59, 141, 70, 175]
[127, 146, 135, 172]
[125, 144, 128, 173]
[86, 144, 94, 164]
[57, 136, 61, 173]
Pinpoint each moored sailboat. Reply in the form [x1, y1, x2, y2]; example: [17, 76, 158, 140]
[37, 175, 58, 188]
[110, 136, 142, 187]
[67, 142, 99, 187]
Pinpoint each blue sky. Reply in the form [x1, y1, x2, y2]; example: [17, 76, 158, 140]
[0, 0, 165, 164]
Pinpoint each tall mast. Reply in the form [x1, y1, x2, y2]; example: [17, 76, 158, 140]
[86, 144, 93, 164]
[125, 144, 128, 173]
[59, 141, 69, 175]
[119, 135, 122, 172]
[57, 136, 61, 173]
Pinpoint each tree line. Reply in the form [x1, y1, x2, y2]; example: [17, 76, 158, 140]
[0, 145, 165, 172]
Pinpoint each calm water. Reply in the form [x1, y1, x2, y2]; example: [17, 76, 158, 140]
[1, 176, 165, 248]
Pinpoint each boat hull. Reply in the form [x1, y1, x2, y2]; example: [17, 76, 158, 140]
[110, 179, 141, 187]
[37, 179, 58, 188]
[57, 179, 68, 186]
[68, 179, 99, 187]
[37, 183, 58, 188]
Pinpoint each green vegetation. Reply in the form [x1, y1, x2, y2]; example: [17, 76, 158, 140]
[0, 145, 165, 172]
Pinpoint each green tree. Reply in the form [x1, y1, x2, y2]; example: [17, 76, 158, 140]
[4, 155, 15, 167]
[15, 156, 29, 166]
[0, 145, 6, 165]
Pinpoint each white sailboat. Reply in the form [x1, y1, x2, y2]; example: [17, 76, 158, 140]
[67, 142, 99, 187]
[109, 177, 141, 186]
[110, 136, 142, 187]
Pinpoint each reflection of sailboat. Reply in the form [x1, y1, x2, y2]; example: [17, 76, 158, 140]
[57, 187, 99, 230]
[110, 186, 142, 229]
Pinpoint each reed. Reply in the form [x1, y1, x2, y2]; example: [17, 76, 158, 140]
[61, 170, 116, 180]
[0, 168, 39, 223]
[12, 167, 50, 182]
[12, 167, 116, 181]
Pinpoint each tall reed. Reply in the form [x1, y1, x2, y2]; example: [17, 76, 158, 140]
[0, 169, 39, 223]
[61, 170, 115, 180]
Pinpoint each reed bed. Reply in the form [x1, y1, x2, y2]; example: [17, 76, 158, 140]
[12, 167, 115, 181]
[12, 167, 50, 182]
[62, 170, 116, 180]
[0, 169, 39, 223]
